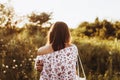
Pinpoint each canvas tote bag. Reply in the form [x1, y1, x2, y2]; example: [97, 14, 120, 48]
[76, 53, 86, 80]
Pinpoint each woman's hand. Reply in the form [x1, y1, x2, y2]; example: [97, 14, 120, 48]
[35, 60, 43, 72]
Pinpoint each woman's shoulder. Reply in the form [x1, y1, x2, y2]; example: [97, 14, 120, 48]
[37, 44, 53, 55]
[68, 43, 77, 48]
[37, 43, 77, 55]
[64, 43, 78, 51]
[69, 43, 78, 50]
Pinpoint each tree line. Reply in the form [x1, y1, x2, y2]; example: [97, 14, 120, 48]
[74, 17, 120, 39]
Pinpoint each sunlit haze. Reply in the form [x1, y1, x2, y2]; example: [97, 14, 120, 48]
[1, 0, 120, 28]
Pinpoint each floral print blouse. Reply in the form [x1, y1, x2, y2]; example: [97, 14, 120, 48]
[35, 44, 78, 80]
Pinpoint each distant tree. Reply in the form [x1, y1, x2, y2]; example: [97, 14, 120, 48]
[78, 21, 89, 28]
[0, 3, 15, 28]
[114, 21, 120, 39]
[27, 12, 52, 29]
[114, 21, 120, 29]
[75, 18, 120, 39]
[78, 22, 96, 37]
[116, 30, 120, 39]
[102, 20, 116, 39]
[25, 12, 52, 35]
[73, 21, 89, 37]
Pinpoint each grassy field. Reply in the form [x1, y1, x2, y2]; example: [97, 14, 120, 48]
[72, 37, 120, 80]
[0, 27, 120, 80]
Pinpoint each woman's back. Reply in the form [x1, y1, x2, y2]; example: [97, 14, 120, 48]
[36, 44, 78, 80]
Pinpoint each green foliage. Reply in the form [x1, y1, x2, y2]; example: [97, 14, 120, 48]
[0, 27, 48, 80]
[0, 26, 120, 80]
[0, 3, 50, 80]
[72, 37, 120, 80]
[0, 3, 15, 27]
[76, 17, 120, 39]
[28, 12, 52, 28]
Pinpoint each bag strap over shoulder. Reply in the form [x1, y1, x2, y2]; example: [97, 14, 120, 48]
[77, 53, 86, 79]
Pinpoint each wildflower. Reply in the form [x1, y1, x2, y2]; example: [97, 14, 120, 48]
[2, 64, 5, 67]
[20, 64, 22, 67]
[6, 65, 9, 68]
[15, 65, 18, 67]
[13, 59, 16, 62]
[12, 66, 15, 69]
[3, 70, 6, 74]
[29, 58, 32, 61]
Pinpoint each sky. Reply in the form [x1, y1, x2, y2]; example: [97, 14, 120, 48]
[0, 0, 120, 28]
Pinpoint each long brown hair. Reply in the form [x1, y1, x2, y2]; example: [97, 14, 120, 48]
[47, 21, 71, 51]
